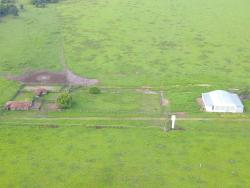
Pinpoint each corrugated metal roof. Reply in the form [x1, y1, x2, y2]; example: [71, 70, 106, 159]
[202, 93, 213, 106]
[202, 90, 243, 107]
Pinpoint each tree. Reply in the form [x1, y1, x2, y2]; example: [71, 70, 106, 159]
[8, 4, 18, 16]
[20, 4, 24, 10]
[57, 92, 73, 109]
[31, 0, 59, 8]
[240, 86, 250, 99]
[0, 0, 19, 17]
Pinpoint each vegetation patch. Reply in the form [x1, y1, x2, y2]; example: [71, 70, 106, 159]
[0, 0, 20, 17]
[14, 92, 34, 102]
[56, 92, 72, 109]
[38, 124, 59, 128]
[0, 78, 20, 106]
[89, 87, 101, 94]
[31, 0, 60, 8]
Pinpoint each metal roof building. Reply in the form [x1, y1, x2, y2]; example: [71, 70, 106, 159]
[202, 90, 244, 113]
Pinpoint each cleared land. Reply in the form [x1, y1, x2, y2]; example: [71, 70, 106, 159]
[0, 121, 250, 187]
[57, 0, 250, 87]
[0, 0, 250, 187]
[1, 0, 250, 88]
[0, 0, 250, 114]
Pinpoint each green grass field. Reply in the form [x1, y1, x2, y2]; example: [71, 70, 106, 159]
[0, 3, 62, 75]
[0, 79, 20, 106]
[66, 88, 164, 116]
[1, 0, 250, 88]
[57, 0, 250, 87]
[0, 0, 250, 187]
[0, 120, 249, 187]
[14, 92, 34, 102]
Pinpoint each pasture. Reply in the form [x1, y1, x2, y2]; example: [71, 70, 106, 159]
[0, 120, 250, 187]
[0, 0, 250, 187]
[0, 2, 62, 75]
[57, 0, 250, 87]
[0, 0, 250, 88]
[0, 0, 250, 110]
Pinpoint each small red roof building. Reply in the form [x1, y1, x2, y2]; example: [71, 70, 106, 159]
[34, 88, 48, 97]
[5, 101, 32, 111]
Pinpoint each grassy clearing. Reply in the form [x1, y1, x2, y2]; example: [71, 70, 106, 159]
[65, 88, 164, 117]
[14, 92, 34, 102]
[165, 85, 250, 116]
[1, 88, 166, 118]
[42, 92, 60, 102]
[0, 120, 249, 187]
[0, 79, 20, 106]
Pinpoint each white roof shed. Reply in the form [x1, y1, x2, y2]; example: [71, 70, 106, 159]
[202, 90, 244, 113]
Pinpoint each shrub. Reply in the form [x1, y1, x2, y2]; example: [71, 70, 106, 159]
[20, 4, 24, 10]
[0, 1, 19, 17]
[89, 87, 101, 94]
[239, 86, 250, 99]
[57, 92, 72, 109]
[8, 4, 18, 16]
[31, 0, 60, 8]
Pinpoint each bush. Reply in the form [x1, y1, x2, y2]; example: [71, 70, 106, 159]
[89, 87, 101, 94]
[31, 0, 59, 8]
[8, 5, 18, 16]
[20, 4, 24, 10]
[57, 92, 72, 109]
[0, 1, 19, 17]
[239, 86, 250, 99]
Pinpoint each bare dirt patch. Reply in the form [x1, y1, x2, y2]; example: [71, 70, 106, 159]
[38, 125, 59, 129]
[196, 97, 205, 111]
[164, 125, 185, 132]
[172, 127, 185, 131]
[160, 91, 169, 106]
[87, 125, 127, 129]
[10, 71, 66, 84]
[66, 70, 99, 86]
[160, 98, 169, 106]
[8, 70, 99, 86]
[23, 86, 61, 92]
[136, 88, 158, 95]
[41, 103, 60, 111]
[31, 101, 42, 110]
[174, 112, 187, 118]
[196, 84, 211, 87]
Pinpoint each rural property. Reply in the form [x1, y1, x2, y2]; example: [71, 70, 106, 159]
[0, 0, 250, 187]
